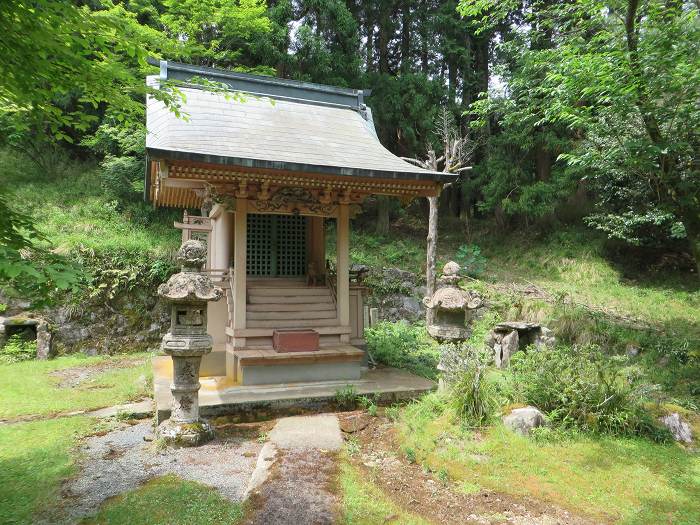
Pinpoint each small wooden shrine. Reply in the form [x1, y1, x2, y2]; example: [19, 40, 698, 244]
[146, 61, 452, 409]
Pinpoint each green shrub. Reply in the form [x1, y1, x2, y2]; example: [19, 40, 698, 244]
[0, 334, 37, 364]
[510, 344, 670, 441]
[441, 343, 499, 427]
[335, 384, 358, 410]
[454, 244, 487, 277]
[100, 155, 143, 206]
[365, 321, 439, 378]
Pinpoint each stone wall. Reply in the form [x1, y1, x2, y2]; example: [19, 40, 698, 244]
[0, 287, 169, 357]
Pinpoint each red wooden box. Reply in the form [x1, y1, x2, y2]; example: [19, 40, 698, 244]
[272, 329, 320, 353]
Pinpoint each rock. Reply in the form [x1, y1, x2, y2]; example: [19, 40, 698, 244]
[625, 344, 641, 357]
[382, 267, 416, 283]
[659, 413, 693, 443]
[503, 407, 546, 436]
[35, 320, 53, 360]
[496, 330, 519, 368]
[487, 322, 556, 367]
[494, 321, 540, 332]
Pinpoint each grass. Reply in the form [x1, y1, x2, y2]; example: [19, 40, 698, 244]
[0, 353, 151, 419]
[0, 416, 96, 524]
[82, 475, 245, 525]
[339, 458, 429, 525]
[479, 228, 700, 336]
[0, 149, 179, 257]
[397, 393, 700, 525]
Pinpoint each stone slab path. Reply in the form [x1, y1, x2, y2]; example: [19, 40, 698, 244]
[244, 413, 343, 525]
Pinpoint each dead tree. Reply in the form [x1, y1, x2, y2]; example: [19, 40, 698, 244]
[403, 108, 476, 321]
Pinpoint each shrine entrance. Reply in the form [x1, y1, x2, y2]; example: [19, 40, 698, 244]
[246, 214, 308, 277]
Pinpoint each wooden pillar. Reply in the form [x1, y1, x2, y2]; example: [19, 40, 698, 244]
[308, 216, 325, 273]
[233, 198, 247, 346]
[337, 203, 350, 342]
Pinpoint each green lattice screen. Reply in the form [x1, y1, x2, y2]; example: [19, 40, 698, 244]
[246, 214, 307, 276]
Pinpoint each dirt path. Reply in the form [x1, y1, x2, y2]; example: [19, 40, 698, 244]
[339, 411, 603, 525]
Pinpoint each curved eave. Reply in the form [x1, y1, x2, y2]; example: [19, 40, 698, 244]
[147, 147, 455, 184]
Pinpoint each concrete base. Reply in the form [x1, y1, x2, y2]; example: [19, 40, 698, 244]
[241, 361, 361, 385]
[153, 358, 435, 423]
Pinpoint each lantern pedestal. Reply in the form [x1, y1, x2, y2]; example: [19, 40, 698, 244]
[155, 343, 215, 446]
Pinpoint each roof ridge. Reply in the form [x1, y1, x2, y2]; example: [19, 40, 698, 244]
[149, 58, 368, 111]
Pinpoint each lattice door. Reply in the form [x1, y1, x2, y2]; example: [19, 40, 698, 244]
[275, 215, 307, 276]
[246, 214, 307, 276]
[247, 214, 274, 276]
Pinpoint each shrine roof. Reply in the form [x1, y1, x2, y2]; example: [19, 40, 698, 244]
[145, 60, 452, 184]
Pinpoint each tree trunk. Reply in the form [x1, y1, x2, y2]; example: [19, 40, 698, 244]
[376, 196, 391, 234]
[426, 194, 438, 325]
[400, 1, 411, 72]
[378, 2, 390, 74]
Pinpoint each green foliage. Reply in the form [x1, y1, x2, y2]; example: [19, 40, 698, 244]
[160, 0, 272, 72]
[365, 321, 439, 379]
[509, 344, 670, 441]
[460, 0, 700, 253]
[0, 0, 184, 137]
[454, 244, 486, 277]
[335, 384, 358, 410]
[357, 395, 378, 417]
[395, 392, 700, 525]
[441, 343, 499, 427]
[0, 189, 80, 305]
[403, 446, 417, 464]
[0, 334, 37, 364]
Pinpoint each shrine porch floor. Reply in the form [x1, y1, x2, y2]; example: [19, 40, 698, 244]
[153, 356, 435, 423]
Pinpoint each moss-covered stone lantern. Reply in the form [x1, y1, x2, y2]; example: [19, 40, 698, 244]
[156, 240, 223, 446]
[423, 261, 483, 341]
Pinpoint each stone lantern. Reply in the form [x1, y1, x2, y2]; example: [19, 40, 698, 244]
[423, 261, 483, 341]
[156, 240, 223, 446]
[424, 261, 484, 391]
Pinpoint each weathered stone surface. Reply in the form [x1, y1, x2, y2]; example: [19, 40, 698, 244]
[442, 261, 461, 277]
[158, 272, 224, 303]
[423, 286, 470, 311]
[35, 320, 52, 360]
[659, 413, 693, 443]
[488, 322, 556, 368]
[155, 418, 215, 446]
[382, 267, 416, 283]
[503, 406, 546, 436]
[495, 330, 519, 368]
[176, 239, 208, 269]
[494, 321, 540, 332]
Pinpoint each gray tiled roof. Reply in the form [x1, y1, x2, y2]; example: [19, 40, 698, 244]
[146, 70, 450, 182]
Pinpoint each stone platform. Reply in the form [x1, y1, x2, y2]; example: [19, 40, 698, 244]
[153, 356, 435, 423]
